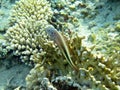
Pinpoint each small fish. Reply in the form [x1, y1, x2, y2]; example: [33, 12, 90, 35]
[45, 25, 78, 71]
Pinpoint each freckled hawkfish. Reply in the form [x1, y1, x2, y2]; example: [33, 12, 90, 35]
[45, 25, 78, 71]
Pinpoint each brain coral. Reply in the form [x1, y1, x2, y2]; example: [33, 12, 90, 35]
[5, 0, 53, 64]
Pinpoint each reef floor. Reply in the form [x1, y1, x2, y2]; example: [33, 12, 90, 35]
[0, 59, 31, 90]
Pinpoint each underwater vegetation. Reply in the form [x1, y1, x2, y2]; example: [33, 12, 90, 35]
[0, 0, 119, 89]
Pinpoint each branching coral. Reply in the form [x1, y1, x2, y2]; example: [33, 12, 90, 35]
[5, 19, 48, 64]
[92, 22, 120, 70]
[4, 0, 120, 89]
[5, 0, 53, 64]
[48, 0, 98, 32]
[26, 64, 57, 90]
[26, 27, 120, 89]
[9, 0, 53, 25]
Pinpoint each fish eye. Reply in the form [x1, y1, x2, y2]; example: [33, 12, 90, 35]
[51, 31, 55, 35]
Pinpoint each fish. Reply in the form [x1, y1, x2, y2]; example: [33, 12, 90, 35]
[45, 25, 78, 71]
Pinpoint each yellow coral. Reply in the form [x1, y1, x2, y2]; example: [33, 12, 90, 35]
[27, 28, 120, 89]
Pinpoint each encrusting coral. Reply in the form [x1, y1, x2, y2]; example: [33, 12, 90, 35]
[5, 0, 53, 64]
